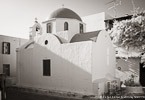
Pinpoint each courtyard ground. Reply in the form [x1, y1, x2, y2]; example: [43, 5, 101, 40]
[6, 87, 98, 100]
[5, 86, 145, 100]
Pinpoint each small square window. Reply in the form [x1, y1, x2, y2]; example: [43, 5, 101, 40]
[43, 59, 51, 76]
[2, 42, 10, 54]
[3, 64, 10, 76]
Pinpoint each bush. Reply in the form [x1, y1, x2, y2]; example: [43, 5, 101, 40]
[109, 13, 145, 51]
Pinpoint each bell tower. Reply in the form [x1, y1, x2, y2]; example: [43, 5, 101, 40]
[29, 18, 42, 40]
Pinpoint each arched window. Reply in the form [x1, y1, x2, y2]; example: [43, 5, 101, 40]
[47, 23, 52, 33]
[64, 22, 68, 31]
[80, 23, 83, 33]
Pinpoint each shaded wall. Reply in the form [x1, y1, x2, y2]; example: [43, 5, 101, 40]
[116, 57, 140, 84]
[17, 40, 93, 95]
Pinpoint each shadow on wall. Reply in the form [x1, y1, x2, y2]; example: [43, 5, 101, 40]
[116, 58, 140, 85]
[18, 42, 93, 95]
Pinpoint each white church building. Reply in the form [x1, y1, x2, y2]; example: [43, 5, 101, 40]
[16, 8, 116, 95]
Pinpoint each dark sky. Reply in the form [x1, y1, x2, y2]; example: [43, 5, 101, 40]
[0, 0, 145, 38]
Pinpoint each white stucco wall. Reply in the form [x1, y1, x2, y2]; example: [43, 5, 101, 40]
[37, 34, 61, 54]
[0, 35, 27, 77]
[17, 34, 94, 94]
[17, 30, 115, 95]
[91, 30, 116, 95]
[42, 19, 85, 42]
[55, 19, 85, 42]
[42, 20, 56, 34]
[56, 31, 69, 42]
[82, 12, 112, 32]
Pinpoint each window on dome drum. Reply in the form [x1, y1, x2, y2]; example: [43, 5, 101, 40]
[64, 22, 68, 31]
[2, 42, 10, 54]
[47, 23, 52, 33]
[80, 23, 83, 33]
[3, 64, 10, 76]
[43, 59, 51, 76]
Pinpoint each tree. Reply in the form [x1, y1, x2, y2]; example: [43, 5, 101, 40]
[109, 13, 145, 53]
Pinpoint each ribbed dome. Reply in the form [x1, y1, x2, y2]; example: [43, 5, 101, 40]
[48, 8, 82, 21]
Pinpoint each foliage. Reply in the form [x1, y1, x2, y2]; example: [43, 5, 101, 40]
[124, 74, 140, 86]
[109, 13, 145, 51]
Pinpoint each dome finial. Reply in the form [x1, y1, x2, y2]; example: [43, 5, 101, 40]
[62, 4, 64, 8]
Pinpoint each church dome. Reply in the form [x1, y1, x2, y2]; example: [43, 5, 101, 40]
[48, 8, 82, 21]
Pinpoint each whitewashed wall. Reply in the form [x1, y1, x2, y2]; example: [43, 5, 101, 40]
[82, 12, 112, 32]
[0, 35, 27, 77]
[92, 30, 116, 95]
[56, 19, 85, 42]
[42, 20, 56, 34]
[17, 34, 93, 94]
[42, 19, 85, 42]
[17, 30, 115, 95]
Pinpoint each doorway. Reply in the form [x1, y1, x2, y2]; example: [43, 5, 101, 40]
[140, 63, 145, 86]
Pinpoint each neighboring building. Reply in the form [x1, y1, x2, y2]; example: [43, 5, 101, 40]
[105, 15, 145, 86]
[0, 35, 28, 85]
[115, 47, 145, 86]
[16, 8, 116, 95]
[82, 12, 112, 32]
[115, 47, 141, 84]
[105, 15, 132, 30]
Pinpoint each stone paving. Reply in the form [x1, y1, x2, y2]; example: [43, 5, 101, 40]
[6, 87, 98, 100]
[5, 86, 145, 100]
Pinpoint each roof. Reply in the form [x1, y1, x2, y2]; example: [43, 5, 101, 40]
[115, 46, 142, 58]
[48, 8, 82, 21]
[105, 15, 132, 22]
[0, 34, 28, 40]
[70, 31, 101, 43]
[53, 34, 63, 44]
